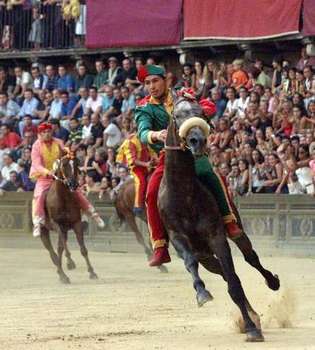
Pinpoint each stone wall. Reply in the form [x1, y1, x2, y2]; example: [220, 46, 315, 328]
[1, 193, 315, 255]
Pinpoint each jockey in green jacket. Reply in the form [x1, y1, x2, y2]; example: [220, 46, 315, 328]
[135, 65, 242, 267]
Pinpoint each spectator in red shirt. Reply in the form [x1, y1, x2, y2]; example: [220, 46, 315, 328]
[0, 124, 21, 150]
[22, 115, 37, 138]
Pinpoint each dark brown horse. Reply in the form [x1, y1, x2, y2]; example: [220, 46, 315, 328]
[40, 155, 98, 284]
[114, 180, 168, 273]
[156, 97, 279, 342]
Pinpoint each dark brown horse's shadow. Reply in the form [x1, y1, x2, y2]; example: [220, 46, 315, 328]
[40, 156, 98, 284]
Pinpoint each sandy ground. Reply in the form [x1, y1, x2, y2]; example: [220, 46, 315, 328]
[1, 238, 315, 350]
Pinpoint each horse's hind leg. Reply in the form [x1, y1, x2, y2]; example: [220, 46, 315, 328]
[62, 232, 76, 270]
[73, 221, 98, 279]
[40, 228, 70, 284]
[171, 233, 213, 307]
[211, 234, 264, 342]
[233, 234, 280, 291]
[125, 214, 152, 260]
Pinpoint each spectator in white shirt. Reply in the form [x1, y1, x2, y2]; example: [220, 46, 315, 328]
[102, 114, 122, 149]
[49, 89, 62, 119]
[81, 114, 92, 144]
[71, 87, 89, 118]
[235, 86, 249, 120]
[13, 66, 33, 101]
[1, 153, 19, 185]
[86, 86, 103, 116]
[223, 87, 238, 120]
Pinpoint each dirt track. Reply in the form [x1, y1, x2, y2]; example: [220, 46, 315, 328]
[1, 238, 315, 350]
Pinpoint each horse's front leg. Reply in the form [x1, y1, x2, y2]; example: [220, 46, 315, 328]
[56, 226, 71, 284]
[170, 232, 213, 307]
[62, 231, 76, 270]
[73, 221, 98, 280]
[210, 233, 264, 342]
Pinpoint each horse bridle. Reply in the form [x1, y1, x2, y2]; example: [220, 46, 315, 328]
[164, 112, 192, 152]
[52, 155, 75, 188]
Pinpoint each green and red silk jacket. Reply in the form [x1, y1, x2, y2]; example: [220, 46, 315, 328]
[134, 91, 173, 155]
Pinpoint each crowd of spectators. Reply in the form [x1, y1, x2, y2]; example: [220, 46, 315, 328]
[0, 0, 86, 51]
[0, 47, 315, 198]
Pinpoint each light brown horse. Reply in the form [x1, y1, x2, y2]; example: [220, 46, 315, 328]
[40, 155, 98, 284]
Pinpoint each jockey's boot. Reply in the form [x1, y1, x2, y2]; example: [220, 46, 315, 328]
[92, 212, 105, 229]
[33, 223, 42, 237]
[149, 247, 171, 267]
[225, 221, 242, 239]
[86, 206, 105, 229]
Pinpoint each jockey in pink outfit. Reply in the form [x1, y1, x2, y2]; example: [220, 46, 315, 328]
[30, 122, 104, 237]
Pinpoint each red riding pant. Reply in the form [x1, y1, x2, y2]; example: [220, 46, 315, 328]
[146, 152, 167, 249]
[131, 166, 148, 208]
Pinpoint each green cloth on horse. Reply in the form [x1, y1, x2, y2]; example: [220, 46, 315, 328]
[195, 155, 233, 221]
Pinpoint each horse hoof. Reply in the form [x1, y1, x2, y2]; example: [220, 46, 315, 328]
[197, 290, 213, 307]
[60, 276, 71, 284]
[67, 260, 76, 270]
[89, 272, 98, 280]
[266, 274, 280, 291]
[246, 329, 264, 342]
[157, 265, 168, 273]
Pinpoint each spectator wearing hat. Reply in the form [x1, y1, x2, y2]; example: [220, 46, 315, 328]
[107, 57, 121, 86]
[93, 60, 108, 91]
[75, 63, 94, 92]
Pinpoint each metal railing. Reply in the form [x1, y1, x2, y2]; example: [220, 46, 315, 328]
[0, 3, 85, 52]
